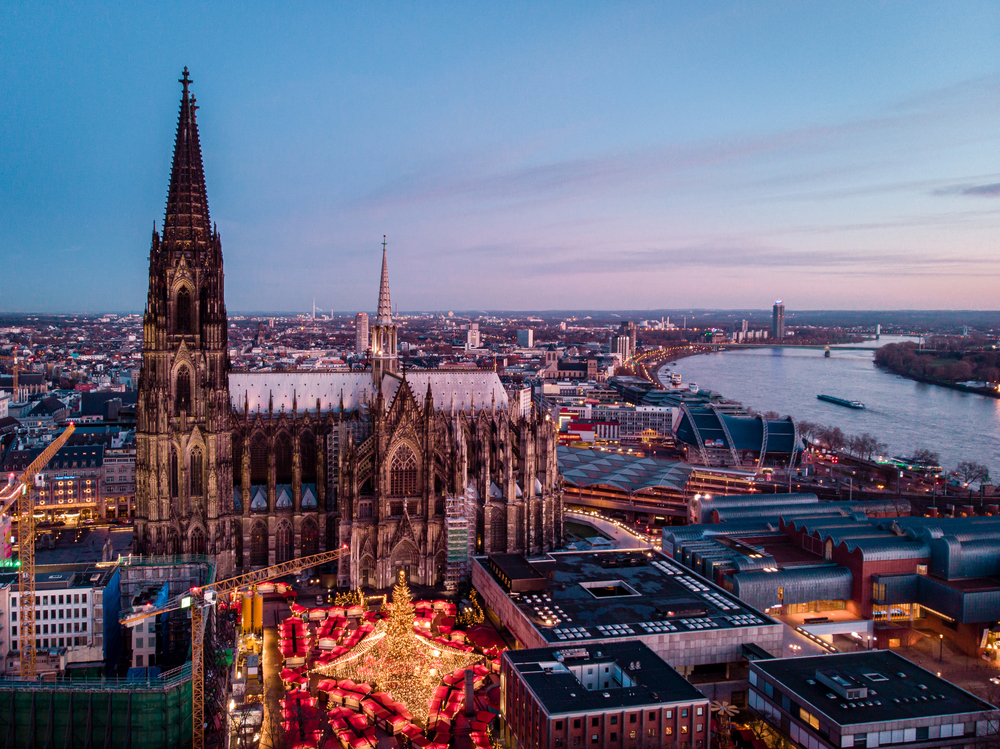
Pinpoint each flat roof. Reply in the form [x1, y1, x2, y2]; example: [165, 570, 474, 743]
[505, 641, 704, 715]
[481, 549, 776, 644]
[752, 651, 997, 726]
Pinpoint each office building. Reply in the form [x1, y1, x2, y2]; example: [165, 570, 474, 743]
[750, 651, 999, 749]
[518, 329, 534, 348]
[501, 641, 711, 749]
[0, 563, 122, 677]
[473, 550, 782, 703]
[467, 322, 481, 350]
[772, 301, 785, 340]
[355, 312, 369, 355]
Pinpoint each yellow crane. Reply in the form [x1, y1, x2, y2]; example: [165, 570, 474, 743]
[120, 545, 348, 749]
[0, 422, 76, 680]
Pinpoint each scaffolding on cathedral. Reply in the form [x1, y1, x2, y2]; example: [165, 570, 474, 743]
[444, 490, 476, 591]
[314, 573, 483, 724]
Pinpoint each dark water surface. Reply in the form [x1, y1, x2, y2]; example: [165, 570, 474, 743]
[662, 336, 1000, 474]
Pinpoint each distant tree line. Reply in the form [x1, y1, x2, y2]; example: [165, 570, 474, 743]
[875, 341, 1000, 384]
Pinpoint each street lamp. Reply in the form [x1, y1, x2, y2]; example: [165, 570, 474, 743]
[939, 634, 944, 662]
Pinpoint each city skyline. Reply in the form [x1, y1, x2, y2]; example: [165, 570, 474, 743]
[2, 3, 998, 313]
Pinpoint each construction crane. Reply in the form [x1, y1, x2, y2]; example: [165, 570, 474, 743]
[0, 422, 76, 680]
[120, 545, 348, 749]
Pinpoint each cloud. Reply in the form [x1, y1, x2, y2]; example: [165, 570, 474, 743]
[934, 182, 1000, 198]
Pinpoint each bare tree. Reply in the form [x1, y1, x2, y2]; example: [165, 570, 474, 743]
[955, 461, 991, 488]
[911, 448, 941, 465]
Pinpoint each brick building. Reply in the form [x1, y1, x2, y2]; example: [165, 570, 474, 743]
[501, 642, 710, 749]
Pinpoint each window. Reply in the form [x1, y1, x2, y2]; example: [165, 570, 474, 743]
[648, 729, 655, 736]
[591, 736, 598, 744]
[681, 709, 688, 718]
[136, 638, 143, 648]
[696, 707, 703, 716]
[873, 582, 887, 601]
[917, 564, 928, 575]
[610, 734, 617, 742]
[190, 448, 203, 496]
[136, 654, 143, 667]
[592, 719, 599, 727]
[42, 596, 48, 605]
[696, 724, 703, 733]
[175, 368, 192, 415]
[176, 287, 192, 334]
[10, 627, 15, 637]
[574, 720, 581, 729]
[610, 717, 617, 726]
[648, 712, 656, 721]
[681, 726, 689, 735]
[798, 708, 819, 730]
[555, 722, 564, 730]
[629, 715, 636, 724]
[665, 728, 673, 736]
[390, 446, 419, 496]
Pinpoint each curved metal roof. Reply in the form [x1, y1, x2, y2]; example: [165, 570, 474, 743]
[558, 446, 694, 494]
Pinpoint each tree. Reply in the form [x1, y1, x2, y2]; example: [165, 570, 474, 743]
[796, 421, 818, 441]
[955, 461, 990, 488]
[911, 448, 940, 465]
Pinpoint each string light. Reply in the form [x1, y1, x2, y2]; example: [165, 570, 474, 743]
[314, 571, 482, 724]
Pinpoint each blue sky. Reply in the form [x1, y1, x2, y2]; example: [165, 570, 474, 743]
[1, 3, 998, 313]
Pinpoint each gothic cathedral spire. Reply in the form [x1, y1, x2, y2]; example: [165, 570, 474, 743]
[371, 235, 398, 386]
[135, 68, 234, 573]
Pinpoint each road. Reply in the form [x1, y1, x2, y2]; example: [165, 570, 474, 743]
[565, 511, 655, 549]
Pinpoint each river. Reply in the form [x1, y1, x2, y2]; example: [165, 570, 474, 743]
[660, 336, 1000, 475]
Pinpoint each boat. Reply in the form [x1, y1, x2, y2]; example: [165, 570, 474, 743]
[688, 383, 699, 393]
[669, 372, 682, 386]
[817, 394, 865, 409]
[824, 347, 831, 358]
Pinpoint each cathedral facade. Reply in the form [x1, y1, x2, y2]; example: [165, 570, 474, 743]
[135, 71, 563, 586]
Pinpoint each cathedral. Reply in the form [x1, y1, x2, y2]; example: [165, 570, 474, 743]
[134, 70, 563, 587]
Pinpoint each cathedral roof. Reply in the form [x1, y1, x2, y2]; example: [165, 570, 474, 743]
[229, 371, 375, 413]
[163, 68, 212, 244]
[228, 370, 509, 414]
[384, 371, 508, 412]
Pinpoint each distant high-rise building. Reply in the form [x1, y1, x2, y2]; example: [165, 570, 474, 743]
[619, 321, 637, 355]
[613, 335, 632, 362]
[772, 301, 785, 340]
[355, 312, 369, 355]
[517, 328, 533, 348]
[466, 323, 480, 350]
[741, 319, 749, 335]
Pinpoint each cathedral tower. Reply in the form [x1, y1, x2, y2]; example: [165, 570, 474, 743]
[370, 237, 398, 385]
[135, 69, 234, 571]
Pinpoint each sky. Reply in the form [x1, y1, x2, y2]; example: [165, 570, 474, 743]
[1, 3, 998, 314]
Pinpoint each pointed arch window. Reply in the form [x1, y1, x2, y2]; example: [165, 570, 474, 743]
[301, 520, 318, 557]
[175, 368, 192, 415]
[300, 432, 317, 483]
[190, 528, 205, 556]
[390, 445, 418, 496]
[190, 447, 203, 496]
[176, 287, 193, 335]
[169, 449, 179, 498]
[275, 522, 293, 564]
[275, 434, 293, 485]
[250, 435, 268, 484]
[250, 522, 268, 566]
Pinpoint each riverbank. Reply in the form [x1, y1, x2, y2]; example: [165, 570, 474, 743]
[665, 342, 1000, 474]
[872, 366, 1000, 400]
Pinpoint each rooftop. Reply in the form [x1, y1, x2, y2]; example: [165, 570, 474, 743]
[558, 447, 696, 495]
[753, 651, 997, 726]
[481, 549, 776, 644]
[504, 641, 704, 715]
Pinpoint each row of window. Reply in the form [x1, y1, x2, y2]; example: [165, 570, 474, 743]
[14, 621, 87, 635]
[555, 707, 703, 730]
[13, 593, 88, 606]
[11, 635, 94, 651]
